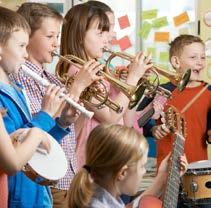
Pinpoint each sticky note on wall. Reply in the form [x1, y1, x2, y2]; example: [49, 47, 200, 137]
[138, 21, 152, 39]
[154, 32, 169, 42]
[152, 16, 168, 28]
[118, 35, 132, 51]
[147, 47, 156, 58]
[142, 9, 158, 20]
[173, 12, 189, 26]
[159, 51, 169, 62]
[118, 15, 130, 30]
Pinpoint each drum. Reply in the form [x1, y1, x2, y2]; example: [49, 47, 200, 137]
[22, 133, 68, 186]
[182, 160, 211, 201]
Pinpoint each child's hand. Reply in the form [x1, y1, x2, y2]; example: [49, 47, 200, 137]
[179, 154, 188, 176]
[28, 128, 51, 154]
[41, 84, 66, 118]
[157, 153, 188, 177]
[127, 52, 153, 84]
[10, 128, 29, 145]
[73, 59, 103, 93]
[152, 95, 167, 119]
[57, 96, 82, 128]
[152, 124, 171, 140]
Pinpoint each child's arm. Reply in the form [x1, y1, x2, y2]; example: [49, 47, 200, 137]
[0, 115, 50, 175]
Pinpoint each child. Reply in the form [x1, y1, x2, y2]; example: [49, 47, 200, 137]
[142, 35, 211, 168]
[0, 6, 78, 208]
[86, 1, 165, 134]
[0, 110, 50, 208]
[60, 3, 152, 169]
[68, 124, 187, 208]
[11, 2, 101, 207]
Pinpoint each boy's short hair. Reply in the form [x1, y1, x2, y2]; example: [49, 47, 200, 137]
[0, 6, 31, 45]
[17, 2, 63, 35]
[169, 34, 204, 59]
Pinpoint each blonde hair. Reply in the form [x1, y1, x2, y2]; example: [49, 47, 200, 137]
[0, 6, 30, 45]
[68, 124, 148, 208]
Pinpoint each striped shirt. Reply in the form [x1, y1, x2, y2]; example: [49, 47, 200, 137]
[10, 60, 77, 190]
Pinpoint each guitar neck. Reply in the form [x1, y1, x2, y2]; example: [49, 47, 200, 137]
[163, 133, 185, 208]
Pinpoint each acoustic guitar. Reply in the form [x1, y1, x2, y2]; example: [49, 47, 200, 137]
[127, 105, 186, 208]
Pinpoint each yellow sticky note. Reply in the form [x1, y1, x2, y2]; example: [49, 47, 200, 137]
[138, 21, 152, 39]
[159, 51, 169, 62]
[173, 12, 189, 26]
[142, 9, 158, 20]
[154, 32, 170, 42]
[152, 16, 168, 28]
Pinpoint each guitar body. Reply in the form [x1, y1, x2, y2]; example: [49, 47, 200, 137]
[139, 195, 162, 208]
[126, 195, 162, 208]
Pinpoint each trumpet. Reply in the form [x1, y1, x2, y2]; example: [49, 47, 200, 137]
[54, 52, 146, 110]
[21, 65, 94, 119]
[103, 48, 191, 97]
[54, 52, 123, 113]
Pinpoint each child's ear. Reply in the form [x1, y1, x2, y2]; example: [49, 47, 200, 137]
[170, 55, 180, 70]
[117, 165, 128, 181]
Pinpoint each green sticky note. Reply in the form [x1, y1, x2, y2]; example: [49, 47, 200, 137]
[159, 51, 169, 62]
[147, 47, 156, 58]
[138, 21, 152, 39]
[152, 16, 168, 28]
[142, 9, 158, 20]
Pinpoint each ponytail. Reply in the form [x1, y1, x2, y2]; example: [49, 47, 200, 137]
[68, 167, 94, 208]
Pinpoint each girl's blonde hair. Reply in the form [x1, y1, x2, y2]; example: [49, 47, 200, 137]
[68, 124, 148, 208]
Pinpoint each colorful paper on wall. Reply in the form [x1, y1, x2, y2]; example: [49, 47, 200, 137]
[142, 9, 158, 20]
[173, 12, 189, 26]
[118, 15, 131, 30]
[147, 47, 156, 58]
[152, 16, 168, 28]
[159, 51, 169, 62]
[138, 21, 152, 39]
[111, 38, 119, 45]
[154, 32, 169, 42]
[118, 35, 132, 51]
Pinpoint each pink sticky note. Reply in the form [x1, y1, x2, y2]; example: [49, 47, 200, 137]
[118, 35, 132, 51]
[118, 15, 131, 29]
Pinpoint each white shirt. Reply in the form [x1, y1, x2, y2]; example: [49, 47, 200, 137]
[90, 185, 125, 208]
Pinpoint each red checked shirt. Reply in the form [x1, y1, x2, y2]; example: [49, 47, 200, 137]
[10, 60, 77, 190]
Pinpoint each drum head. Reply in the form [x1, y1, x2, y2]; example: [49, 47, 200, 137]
[27, 134, 68, 181]
[187, 160, 211, 169]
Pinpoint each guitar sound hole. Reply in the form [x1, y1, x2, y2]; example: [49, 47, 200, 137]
[205, 181, 211, 188]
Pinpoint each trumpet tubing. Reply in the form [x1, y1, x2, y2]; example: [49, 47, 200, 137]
[103, 48, 191, 96]
[54, 52, 125, 113]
